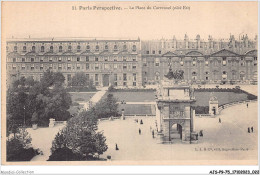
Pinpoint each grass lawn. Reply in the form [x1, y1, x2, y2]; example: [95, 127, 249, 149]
[109, 91, 156, 102]
[118, 104, 155, 115]
[69, 92, 95, 102]
[194, 91, 249, 106]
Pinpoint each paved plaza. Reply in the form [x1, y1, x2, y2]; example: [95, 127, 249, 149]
[99, 102, 258, 161]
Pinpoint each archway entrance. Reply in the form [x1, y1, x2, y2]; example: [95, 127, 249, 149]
[103, 74, 109, 86]
[212, 107, 216, 115]
[171, 123, 182, 140]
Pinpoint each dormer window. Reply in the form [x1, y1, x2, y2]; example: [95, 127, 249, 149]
[114, 45, 118, 51]
[41, 46, 45, 52]
[105, 45, 108, 50]
[32, 46, 35, 52]
[86, 45, 90, 50]
[23, 46, 26, 52]
[59, 46, 62, 52]
[132, 45, 136, 51]
[68, 45, 72, 52]
[14, 46, 17, 52]
[123, 45, 127, 51]
[77, 45, 81, 52]
[50, 46, 53, 52]
[95, 45, 99, 51]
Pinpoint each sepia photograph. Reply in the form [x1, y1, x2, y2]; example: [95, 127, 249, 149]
[1, 1, 259, 171]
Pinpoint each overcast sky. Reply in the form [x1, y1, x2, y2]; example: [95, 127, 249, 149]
[2, 1, 258, 40]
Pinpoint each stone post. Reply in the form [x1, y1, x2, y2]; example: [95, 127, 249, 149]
[121, 109, 125, 120]
[49, 118, 55, 128]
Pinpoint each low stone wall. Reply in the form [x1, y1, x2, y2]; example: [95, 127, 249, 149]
[218, 99, 257, 113]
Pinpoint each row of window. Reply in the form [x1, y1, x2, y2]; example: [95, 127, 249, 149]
[9, 63, 138, 71]
[11, 56, 137, 62]
[8, 44, 137, 52]
[143, 60, 255, 67]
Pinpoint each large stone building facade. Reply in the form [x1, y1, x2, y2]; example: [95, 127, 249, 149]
[6, 35, 258, 88]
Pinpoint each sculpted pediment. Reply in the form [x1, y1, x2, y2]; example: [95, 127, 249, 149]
[185, 51, 203, 56]
[210, 49, 239, 57]
[162, 51, 178, 57]
[245, 50, 257, 57]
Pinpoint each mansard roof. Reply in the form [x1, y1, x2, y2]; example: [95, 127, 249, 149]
[210, 49, 240, 57]
[245, 50, 257, 56]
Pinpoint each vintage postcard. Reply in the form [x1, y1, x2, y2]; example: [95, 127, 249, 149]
[1, 1, 259, 168]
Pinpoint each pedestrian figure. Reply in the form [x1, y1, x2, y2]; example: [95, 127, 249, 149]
[152, 130, 155, 138]
[251, 127, 253, 133]
[139, 128, 141, 135]
[199, 130, 203, 137]
[247, 103, 249, 108]
[248, 127, 250, 133]
[115, 144, 119, 151]
[140, 119, 143, 125]
[219, 118, 221, 123]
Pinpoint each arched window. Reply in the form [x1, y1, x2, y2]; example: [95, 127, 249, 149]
[32, 46, 35, 52]
[14, 46, 17, 52]
[114, 45, 118, 51]
[41, 46, 45, 52]
[95, 45, 99, 51]
[50, 46, 53, 52]
[132, 45, 136, 51]
[77, 45, 81, 52]
[105, 45, 108, 50]
[59, 46, 62, 52]
[123, 45, 127, 51]
[86, 45, 90, 50]
[23, 46, 26, 52]
[68, 45, 72, 51]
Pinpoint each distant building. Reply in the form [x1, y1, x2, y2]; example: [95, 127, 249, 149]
[6, 35, 258, 88]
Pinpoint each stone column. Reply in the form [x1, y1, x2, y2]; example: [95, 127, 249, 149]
[156, 104, 161, 132]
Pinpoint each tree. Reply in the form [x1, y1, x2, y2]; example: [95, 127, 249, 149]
[94, 94, 119, 119]
[69, 72, 89, 87]
[50, 109, 108, 160]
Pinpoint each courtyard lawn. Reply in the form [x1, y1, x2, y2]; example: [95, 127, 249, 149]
[194, 91, 250, 106]
[109, 91, 156, 102]
[69, 92, 96, 102]
[98, 102, 258, 162]
[118, 104, 155, 115]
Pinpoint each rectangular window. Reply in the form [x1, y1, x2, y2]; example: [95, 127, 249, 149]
[123, 64, 127, 69]
[123, 73, 127, 81]
[95, 74, 98, 81]
[133, 58, 136, 62]
[40, 64, 43, 70]
[123, 82, 127, 86]
[40, 58, 43, 62]
[123, 58, 127, 62]
[12, 65, 16, 70]
[95, 57, 99, 62]
[76, 63, 80, 70]
[155, 63, 159, 66]
[58, 64, 62, 70]
[133, 82, 136, 86]
[86, 63, 90, 70]
[86, 56, 89, 62]
[133, 73, 137, 81]
[114, 74, 117, 81]
[58, 57, 62, 62]
[159, 50, 161, 54]
[132, 65, 136, 69]
[22, 64, 25, 70]
[31, 58, 34, 62]
[67, 57, 71, 62]
[146, 51, 149, 54]
[152, 50, 155, 54]
[77, 57, 80, 61]
[49, 57, 52, 62]
[22, 58, 25, 62]
[113, 64, 118, 69]
[67, 63, 71, 70]
[13, 58, 16, 62]
[95, 63, 99, 70]
[31, 64, 34, 70]
[49, 64, 53, 69]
